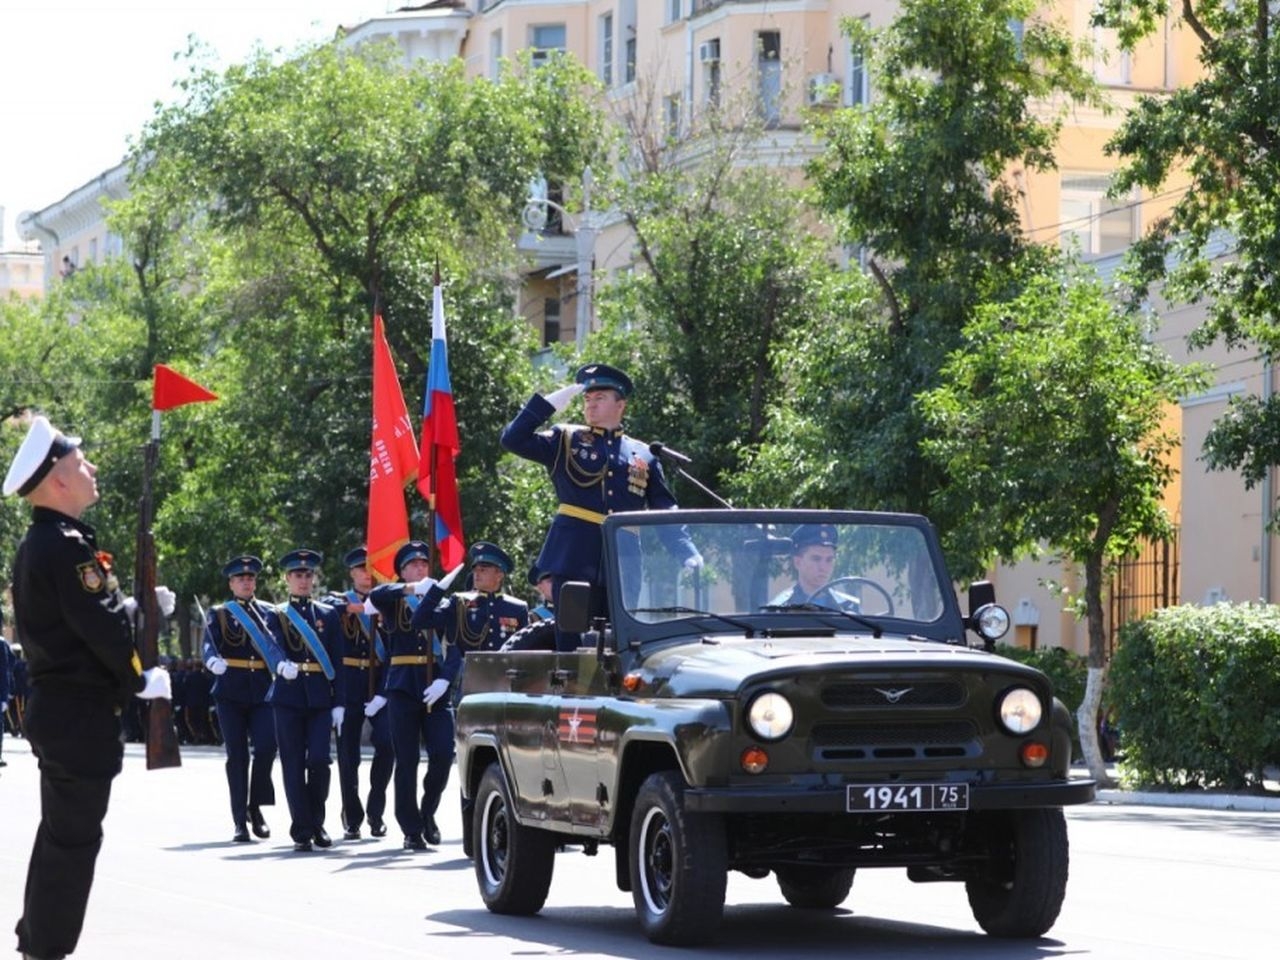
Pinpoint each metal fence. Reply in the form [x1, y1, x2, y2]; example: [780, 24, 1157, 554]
[1108, 529, 1179, 655]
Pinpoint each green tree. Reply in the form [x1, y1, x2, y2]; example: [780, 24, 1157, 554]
[920, 259, 1208, 783]
[1096, 1, 1280, 496]
[745, 0, 1097, 576]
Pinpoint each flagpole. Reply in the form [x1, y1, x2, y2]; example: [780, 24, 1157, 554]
[427, 261, 441, 576]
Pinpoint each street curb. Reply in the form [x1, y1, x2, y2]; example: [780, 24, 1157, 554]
[1092, 788, 1280, 813]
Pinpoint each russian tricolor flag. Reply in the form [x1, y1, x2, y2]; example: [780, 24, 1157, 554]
[417, 280, 465, 570]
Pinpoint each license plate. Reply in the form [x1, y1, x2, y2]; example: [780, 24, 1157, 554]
[846, 783, 969, 812]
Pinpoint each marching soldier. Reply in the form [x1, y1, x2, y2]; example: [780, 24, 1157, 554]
[203, 555, 281, 842]
[266, 549, 344, 852]
[500, 362, 701, 650]
[324, 546, 393, 840]
[365, 541, 458, 851]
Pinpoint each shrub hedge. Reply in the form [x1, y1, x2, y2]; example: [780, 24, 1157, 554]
[1109, 603, 1280, 791]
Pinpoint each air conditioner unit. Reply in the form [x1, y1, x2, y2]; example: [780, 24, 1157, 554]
[806, 72, 839, 106]
[698, 39, 720, 64]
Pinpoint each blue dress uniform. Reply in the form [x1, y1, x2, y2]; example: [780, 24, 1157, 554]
[500, 363, 698, 648]
[366, 540, 459, 849]
[265, 549, 344, 851]
[527, 563, 554, 624]
[768, 524, 861, 611]
[323, 546, 393, 840]
[202, 555, 280, 842]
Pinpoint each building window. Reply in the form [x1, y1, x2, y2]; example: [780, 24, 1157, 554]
[1091, 23, 1131, 84]
[531, 24, 566, 68]
[489, 30, 502, 80]
[544, 297, 561, 346]
[844, 25, 869, 107]
[599, 13, 614, 86]
[666, 0, 682, 25]
[1060, 173, 1137, 256]
[700, 37, 721, 107]
[625, 35, 636, 83]
[757, 31, 782, 127]
[665, 92, 682, 139]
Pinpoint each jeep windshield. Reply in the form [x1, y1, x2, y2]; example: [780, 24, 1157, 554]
[604, 509, 963, 644]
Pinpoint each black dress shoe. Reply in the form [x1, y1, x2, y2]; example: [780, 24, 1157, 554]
[403, 834, 427, 851]
[232, 826, 252, 843]
[424, 816, 441, 846]
[343, 827, 361, 840]
[313, 827, 332, 848]
[292, 839, 313, 853]
[369, 817, 387, 838]
[249, 806, 270, 839]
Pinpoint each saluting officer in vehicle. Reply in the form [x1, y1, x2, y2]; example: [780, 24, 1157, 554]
[203, 554, 280, 843]
[265, 549, 344, 852]
[323, 546, 393, 840]
[365, 541, 459, 850]
[500, 362, 701, 650]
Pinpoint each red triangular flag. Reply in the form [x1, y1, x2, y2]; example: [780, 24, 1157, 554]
[152, 364, 218, 411]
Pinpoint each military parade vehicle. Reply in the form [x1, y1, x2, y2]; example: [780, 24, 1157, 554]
[454, 509, 1096, 945]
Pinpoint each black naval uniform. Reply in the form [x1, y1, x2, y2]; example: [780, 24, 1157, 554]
[11, 507, 145, 960]
[202, 598, 280, 836]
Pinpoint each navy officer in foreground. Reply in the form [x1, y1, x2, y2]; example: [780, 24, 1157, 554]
[5, 415, 172, 960]
[500, 362, 701, 650]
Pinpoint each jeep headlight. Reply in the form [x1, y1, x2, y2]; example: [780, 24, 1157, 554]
[747, 692, 794, 741]
[998, 687, 1042, 734]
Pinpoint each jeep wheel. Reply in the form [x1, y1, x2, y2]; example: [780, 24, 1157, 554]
[629, 770, 728, 945]
[966, 808, 1068, 938]
[775, 865, 855, 909]
[474, 764, 556, 915]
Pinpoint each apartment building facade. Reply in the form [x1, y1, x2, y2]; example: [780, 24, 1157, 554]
[14, 0, 1264, 655]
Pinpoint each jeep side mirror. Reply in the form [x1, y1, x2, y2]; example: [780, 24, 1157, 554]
[558, 581, 592, 633]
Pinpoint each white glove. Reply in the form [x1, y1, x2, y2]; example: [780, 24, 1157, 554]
[331, 705, 345, 728]
[122, 596, 139, 619]
[409, 577, 439, 596]
[544, 382, 584, 413]
[364, 694, 387, 717]
[277, 660, 299, 681]
[136, 666, 172, 700]
[205, 656, 228, 676]
[361, 597, 379, 615]
[423, 678, 450, 707]
[684, 552, 704, 571]
[154, 585, 177, 617]
[1, 700, 7, 712]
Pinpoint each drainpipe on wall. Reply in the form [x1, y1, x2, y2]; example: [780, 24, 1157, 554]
[1263, 360, 1273, 601]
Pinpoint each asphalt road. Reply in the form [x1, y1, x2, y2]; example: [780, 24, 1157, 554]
[1, 737, 1276, 959]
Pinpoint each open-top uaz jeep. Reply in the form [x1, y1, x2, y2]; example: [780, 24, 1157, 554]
[455, 509, 1095, 945]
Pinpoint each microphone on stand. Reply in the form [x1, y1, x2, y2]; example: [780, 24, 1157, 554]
[649, 441, 693, 466]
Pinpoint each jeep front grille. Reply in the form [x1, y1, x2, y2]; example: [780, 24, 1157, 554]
[820, 681, 966, 708]
[810, 720, 979, 761]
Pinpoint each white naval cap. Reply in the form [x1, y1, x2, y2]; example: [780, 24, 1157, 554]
[3, 416, 82, 497]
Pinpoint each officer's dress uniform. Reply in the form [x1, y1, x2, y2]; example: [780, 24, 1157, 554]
[418, 585, 529, 699]
[202, 592, 280, 837]
[500, 392, 696, 649]
[767, 583, 862, 612]
[11, 507, 145, 960]
[266, 584, 343, 849]
[323, 586, 393, 838]
[367, 578, 459, 847]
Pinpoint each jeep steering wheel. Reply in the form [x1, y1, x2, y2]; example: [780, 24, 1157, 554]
[821, 576, 895, 617]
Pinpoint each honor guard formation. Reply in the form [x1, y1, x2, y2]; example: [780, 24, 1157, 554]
[2, 362, 691, 957]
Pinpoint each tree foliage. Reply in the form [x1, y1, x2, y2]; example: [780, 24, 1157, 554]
[1096, 1, 1280, 486]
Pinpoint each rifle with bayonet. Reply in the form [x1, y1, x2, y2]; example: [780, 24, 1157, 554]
[136, 438, 181, 769]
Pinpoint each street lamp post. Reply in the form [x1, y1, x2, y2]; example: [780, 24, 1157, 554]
[522, 167, 598, 351]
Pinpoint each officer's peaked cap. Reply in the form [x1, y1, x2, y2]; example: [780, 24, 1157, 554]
[223, 555, 263, 578]
[3, 416, 81, 498]
[394, 540, 431, 574]
[526, 562, 552, 587]
[575, 363, 633, 399]
[343, 546, 368, 569]
[280, 548, 323, 572]
[792, 523, 838, 552]
[468, 541, 513, 574]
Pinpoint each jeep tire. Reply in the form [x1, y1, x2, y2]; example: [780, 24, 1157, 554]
[474, 764, 556, 915]
[965, 807, 1069, 937]
[629, 770, 728, 945]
